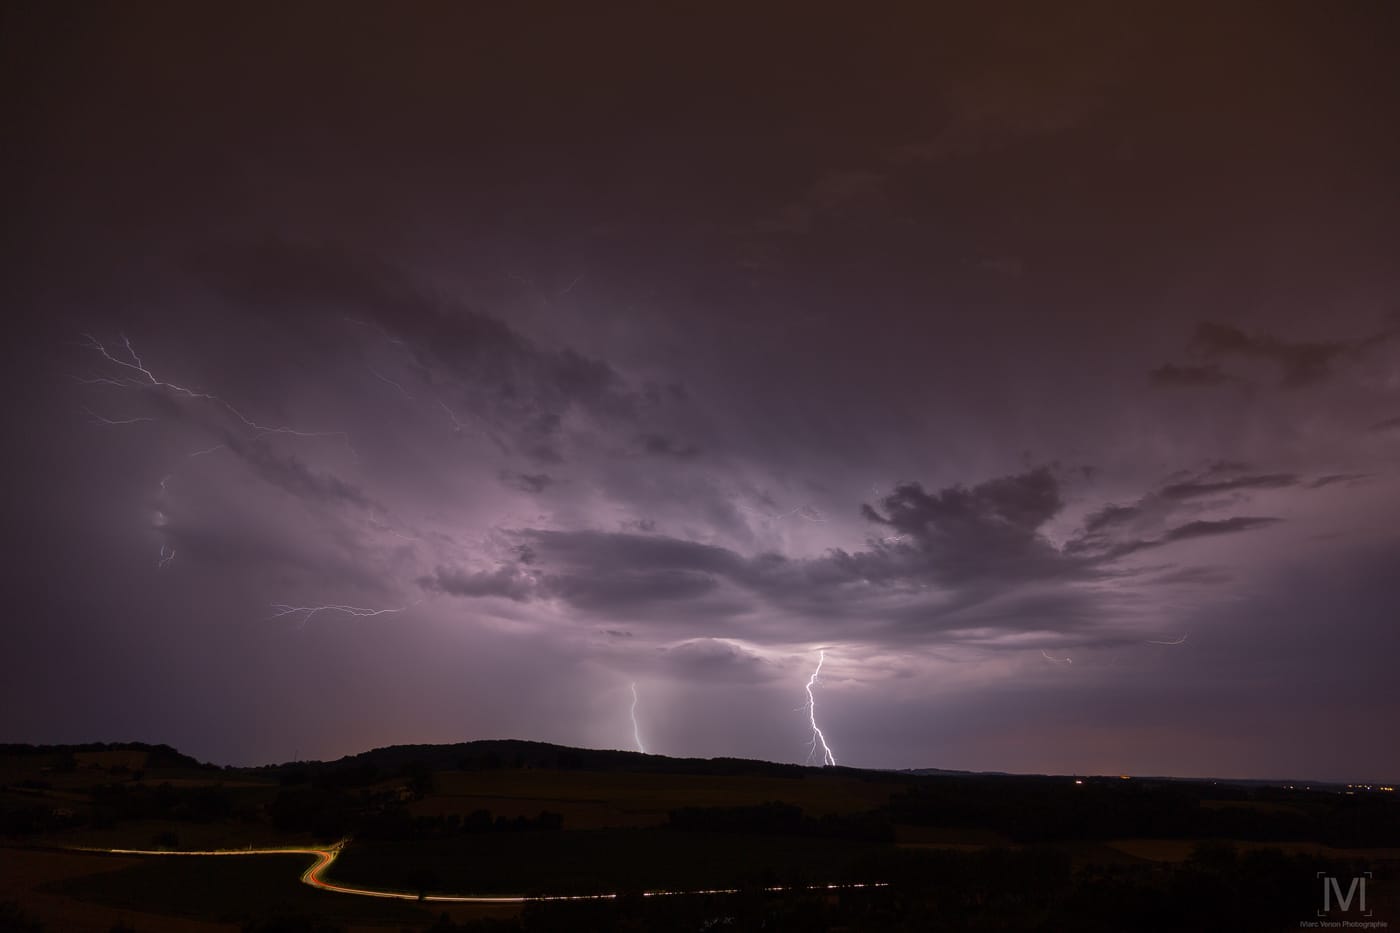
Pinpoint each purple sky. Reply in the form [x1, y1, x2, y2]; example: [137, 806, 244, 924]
[5, 4, 1399, 781]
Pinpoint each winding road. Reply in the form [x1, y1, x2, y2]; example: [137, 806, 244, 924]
[76, 842, 885, 903]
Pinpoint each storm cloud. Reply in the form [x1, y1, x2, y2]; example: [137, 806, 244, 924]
[5, 2, 1399, 781]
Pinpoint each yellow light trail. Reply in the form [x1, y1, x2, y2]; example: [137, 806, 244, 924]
[73, 842, 886, 904]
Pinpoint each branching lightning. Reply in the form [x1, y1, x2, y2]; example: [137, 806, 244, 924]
[269, 604, 409, 627]
[82, 406, 156, 426]
[804, 650, 837, 766]
[158, 443, 228, 494]
[436, 398, 510, 454]
[368, 366, 415, 400]
[78, 334, 366, 585]
[629, 682, 645, 753]
[343, 316, 406, 346]
[437, 399, 470, 434]
[79, 333, 354, 454]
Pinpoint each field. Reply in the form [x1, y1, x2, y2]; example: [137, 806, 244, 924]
[39, 852, 433, 926]
[416, 767, 906, 829]
[328, 829, 889, 896]
[3, 741, 1398, 931]
[0, 847, 235, 933]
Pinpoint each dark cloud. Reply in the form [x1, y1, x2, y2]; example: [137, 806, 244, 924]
[1159, 473, 1297, 500]
[1153, 321, 1396, 389]
[857, 468, 1078, 587]
[635, 432, 701, 459]
[417, 466, 1294, 652]
[1071, 463, 1300, 562]
[1160, 516, 1283, 543]
[660, 638, 776, 683]
[419, 565, 539, 602]
[221, 436, 376, 510]
[521, 530, 749, 580]
[499, 471, 554, 494]
[550, 569, 722, 610]
[1308, 473, 1370, 489]
[200, 241, 640, 464]
[1082, 503, 1141, 534]
[8, 2, 1399, 779]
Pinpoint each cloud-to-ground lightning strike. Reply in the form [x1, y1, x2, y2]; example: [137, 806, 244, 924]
[79, 333, 355, 454]
[157, 544, 176, 569]
[1041, 649, 1073, 665]
[1147, 633, 1189, 646]
[269, 604, 409, 627]
[630, 682, 645, 753]
[804, 650, 837, 766]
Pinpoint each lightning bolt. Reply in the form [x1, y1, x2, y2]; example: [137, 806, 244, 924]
[79, 333, 354, 454]
[1146, 632, 1189, 646]
[82, 406, 156, 426]
[804, 650, 837, 766]
[158, 443, 228, 494]
[629, 682, 645, 754]
[1041, 649, 1072, 665]
[437, 399, 470, 434]
[368, 366, 415, 401]
[78, 334, 369, 580]
[343, 316, 407, 346]
[269, 603, 410, 627]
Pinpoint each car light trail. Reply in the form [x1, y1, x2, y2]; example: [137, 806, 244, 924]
[72, 842, 886, 903]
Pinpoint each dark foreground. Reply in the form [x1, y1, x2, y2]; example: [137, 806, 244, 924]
[2, 740, 1397, 931]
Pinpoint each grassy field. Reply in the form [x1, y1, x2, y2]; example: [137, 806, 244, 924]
[1, 847, 236, 933]
[1107, 836, 1400, 862]
[420, 768, 905, 829]
[6, 742, 1399, 930]
[39, 850, 436, 927]
[328, 828, 891, 896]
[45, 818, 318, 851]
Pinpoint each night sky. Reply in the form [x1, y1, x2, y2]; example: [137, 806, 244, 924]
[5, 3, 1399, 781]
